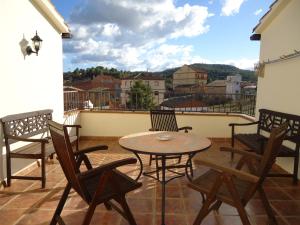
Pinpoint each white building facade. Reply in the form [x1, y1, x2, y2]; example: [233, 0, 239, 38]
[226, 75, 242, 95]
[0, 0, 69, 180]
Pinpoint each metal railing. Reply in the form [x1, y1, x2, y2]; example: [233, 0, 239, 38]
[64, 89, 256, 116]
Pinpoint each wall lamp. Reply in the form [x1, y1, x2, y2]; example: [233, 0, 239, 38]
[26, 31, 43, 56]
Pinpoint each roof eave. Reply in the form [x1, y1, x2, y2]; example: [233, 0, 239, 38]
[31, 0, 70, 34]
[251, 0, 291, 36]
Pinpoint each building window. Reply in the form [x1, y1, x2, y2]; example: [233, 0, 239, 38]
[154, 91, 159, 95]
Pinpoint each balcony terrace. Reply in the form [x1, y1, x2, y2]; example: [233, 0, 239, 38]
[0, 109, 299, 225]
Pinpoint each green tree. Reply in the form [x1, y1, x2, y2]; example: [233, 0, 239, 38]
[127, 81, 155, 110]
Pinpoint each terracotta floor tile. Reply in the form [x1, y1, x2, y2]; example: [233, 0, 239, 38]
[250, 215, 288, 225]
[0, 138, 298, 225]
[0, 194, 16, 208]
[281, 187, 300, 200]
[4, 193, 48, 209]
[187, 213, 220, 225]
[284, 216, 300, 225]
[156, 198, 184, 214]
[1, 180, 35, 193]
[156, 214, 188, 225]
[127, 184, 155, 199]
[156, 185, 183, 198]
[0, 209, 27, 225]
[127, 198, 154, 213]
[15, 209, 55, 225]
[120, 213, 154, 225]
[271, 200, 300, 216]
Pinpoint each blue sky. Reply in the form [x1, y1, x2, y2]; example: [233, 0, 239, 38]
[52, 0, 274, 72]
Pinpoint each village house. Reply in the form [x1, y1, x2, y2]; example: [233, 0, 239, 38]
[205, 75, 241, 95]
[120, 73, 166, 106]
[172, 64, 208, 92]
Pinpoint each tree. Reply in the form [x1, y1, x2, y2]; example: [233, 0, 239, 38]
[127, 80, 155, 110]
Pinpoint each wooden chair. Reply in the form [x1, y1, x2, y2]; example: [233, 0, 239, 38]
[149, 109, 192, 165]
[48, 121, 142, 225]
[188, 122, 288, 225]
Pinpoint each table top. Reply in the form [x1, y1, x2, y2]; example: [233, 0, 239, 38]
[119, 131, 211, 155]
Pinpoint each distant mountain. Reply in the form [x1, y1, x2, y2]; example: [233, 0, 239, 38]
[157, 63, 256, 82]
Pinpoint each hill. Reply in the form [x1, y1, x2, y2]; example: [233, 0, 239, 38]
[158, 63, 256, 82]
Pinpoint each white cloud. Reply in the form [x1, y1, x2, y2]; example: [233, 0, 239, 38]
[221, 0, 246, 16]
[63, 0, 214, 71]
[254, 8, 263, 16]
[220, 58, 257, 70]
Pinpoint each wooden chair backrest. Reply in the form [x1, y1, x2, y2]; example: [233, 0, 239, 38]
[258, 109, 300, 145]
[48, 120, 84, 197]
[257, 122, 288, 180]
[150, 109, 178, 131]
[1, 109, 52, 144]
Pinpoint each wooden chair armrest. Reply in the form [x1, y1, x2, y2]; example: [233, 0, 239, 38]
[220, 147, 262, 160]
[6, 135, 49, 144]
[194, 158, 259, 183]
[178, 126, 192, 133]
[229, 121, 259, 127]
[74, 145, 108, 156]
[64, 124, 82, 129]
[75, 145, 108, 155]
[78, 158, 137, 180]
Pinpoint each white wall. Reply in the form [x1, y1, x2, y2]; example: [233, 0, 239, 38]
[255, 0, 300, 175]
[80, 111, 255, 138]
[0, 0, 65, 180]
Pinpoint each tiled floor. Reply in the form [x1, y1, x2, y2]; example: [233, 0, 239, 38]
[0, 139, 300, 225]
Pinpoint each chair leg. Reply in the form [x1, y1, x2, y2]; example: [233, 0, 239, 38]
[149, 154, 153, 166]
[225, 176, 251, 225]
[293, 149, 299, 184]
[104, 201, 112, 210]
[41, 157, 46, 188]
[50, 183, 72, 225]
[119, 196, 137, 225]
[6, 153, 11, 187]
[211, 200, 222, 212]
[193, 195, 214, 225]
[82, 155, 93, 170]
[82, 203, 97, 225]
[177, 155, 182, 164]
[231, 131, 235, 160]
[193, 176, 223, 225]
[258, 188, 278, 225]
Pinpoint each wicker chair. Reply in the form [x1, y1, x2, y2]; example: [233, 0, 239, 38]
[188, 122, 288, 225]
[149, 109, 192, 166]
[48, 121, 142, 225]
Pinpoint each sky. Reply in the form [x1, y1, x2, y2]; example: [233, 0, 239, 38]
[51, 0, 274, 72]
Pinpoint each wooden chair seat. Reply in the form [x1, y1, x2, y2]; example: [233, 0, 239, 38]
[84, 169, 141, 203]
[189, 169, 252, 204]
[235, 133, 296, 156]
[10, 141, 54, 158]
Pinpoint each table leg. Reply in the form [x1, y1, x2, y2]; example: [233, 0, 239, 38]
[161, 155, 166, 225]
[132, 152, 143, 181]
